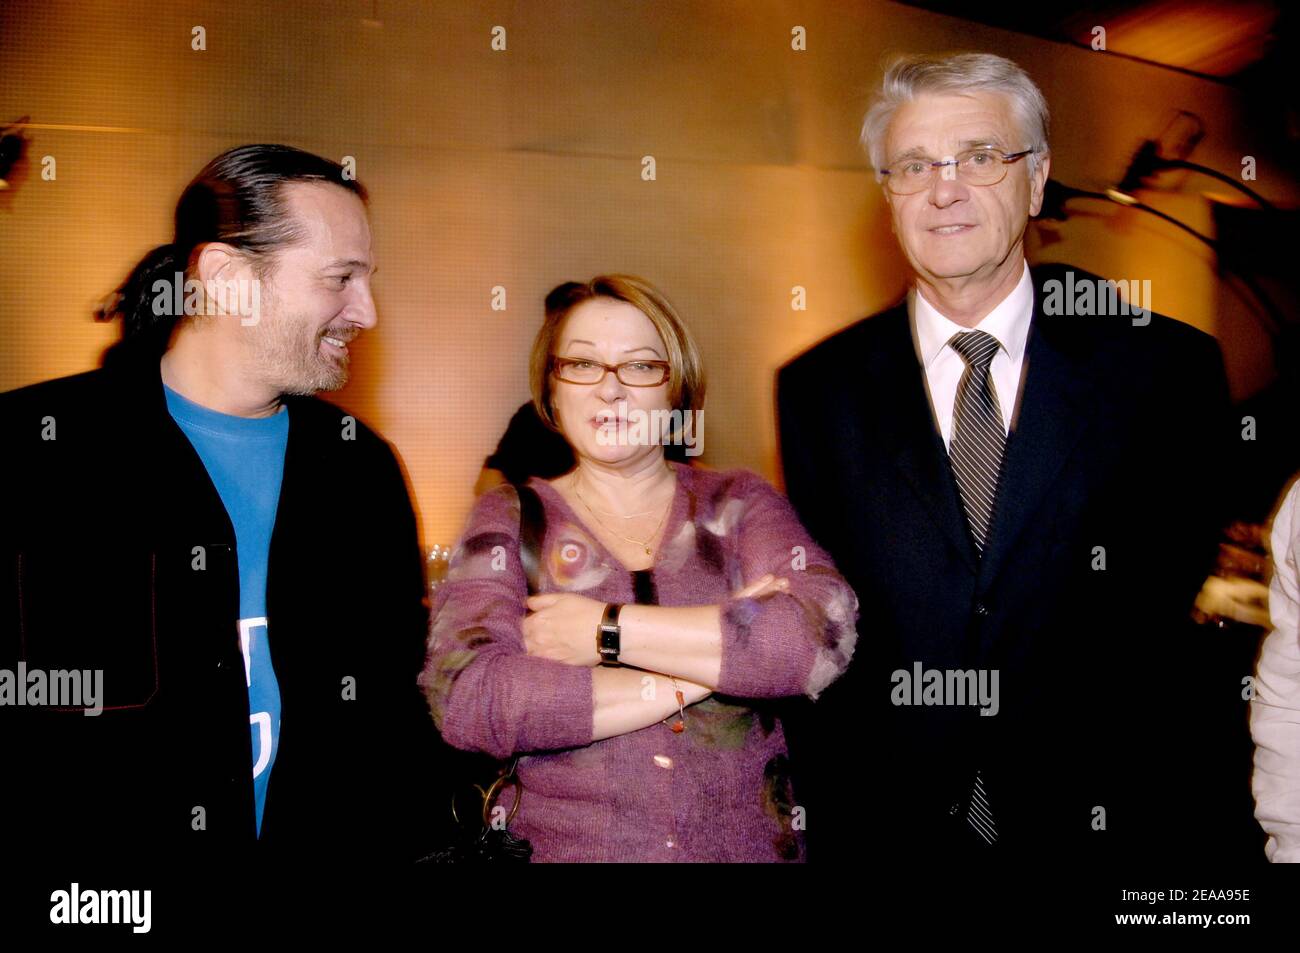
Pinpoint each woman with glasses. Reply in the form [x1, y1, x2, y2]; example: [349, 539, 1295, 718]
[421, 274, 858, 862]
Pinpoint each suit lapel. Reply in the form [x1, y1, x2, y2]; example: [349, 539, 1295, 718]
[877, 299, 980, 575]
[976, 279, 1097, 588]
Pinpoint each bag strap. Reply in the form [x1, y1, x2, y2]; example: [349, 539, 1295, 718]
[506, 483, 545, 792]
[463, 483, 543, 828]
[514, 482, 546, 597]
[631, 568, 657, 606]
[434, 483, 546, 847]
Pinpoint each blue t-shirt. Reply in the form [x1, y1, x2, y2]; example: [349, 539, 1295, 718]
[164, 383, 289, 837]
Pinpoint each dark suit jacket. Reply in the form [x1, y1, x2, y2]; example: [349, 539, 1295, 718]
[0, 342, 451, 883]
[777, 263, 1239, 864]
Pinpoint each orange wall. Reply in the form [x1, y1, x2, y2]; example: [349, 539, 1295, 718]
[2, 1, 1294, 547]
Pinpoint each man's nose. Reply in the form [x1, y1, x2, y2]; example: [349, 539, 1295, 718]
[928, 167, 969, 207]
[347, 281, 379, 330]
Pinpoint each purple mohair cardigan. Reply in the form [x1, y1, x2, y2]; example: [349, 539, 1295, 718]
[419, 462, 859, 862]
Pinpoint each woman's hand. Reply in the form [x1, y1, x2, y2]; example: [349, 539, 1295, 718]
[522, 574, 786, 673]
[732, 573, 790, 600]
[522, 592, 606, 666]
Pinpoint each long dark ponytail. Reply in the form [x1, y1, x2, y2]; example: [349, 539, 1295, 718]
[99, 144, 367, 359]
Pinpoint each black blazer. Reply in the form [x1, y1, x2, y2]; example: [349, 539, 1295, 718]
[777, 263, 1238, 864]
[0, 342, 448, 879]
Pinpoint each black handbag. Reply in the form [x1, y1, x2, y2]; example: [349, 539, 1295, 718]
[418, 482, 546, 863]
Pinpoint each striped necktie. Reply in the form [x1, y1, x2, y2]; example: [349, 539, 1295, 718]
[947, 329, 1004, 845]
[947, 330, 1006, 552]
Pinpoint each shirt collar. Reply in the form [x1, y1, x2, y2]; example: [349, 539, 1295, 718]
[913, 259, 1034, 369]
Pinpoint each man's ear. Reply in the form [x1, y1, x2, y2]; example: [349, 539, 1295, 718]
[881, 184, 898, 234]
[1028, 151, 1051, 218]
[193, 242, 246, 287]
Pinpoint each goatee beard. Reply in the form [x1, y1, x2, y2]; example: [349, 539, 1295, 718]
[260, 327, 350, 395]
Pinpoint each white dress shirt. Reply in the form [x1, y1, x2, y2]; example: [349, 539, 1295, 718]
[913, 260, 1035, 448]
[1251, 476, 1300, 863]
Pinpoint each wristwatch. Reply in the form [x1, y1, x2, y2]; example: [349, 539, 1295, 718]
[596, 603, 623, 665]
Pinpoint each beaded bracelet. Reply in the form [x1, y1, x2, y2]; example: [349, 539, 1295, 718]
[664, 676, 687, 733]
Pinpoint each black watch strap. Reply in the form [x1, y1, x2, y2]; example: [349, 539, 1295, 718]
[597, 602, 623, 665]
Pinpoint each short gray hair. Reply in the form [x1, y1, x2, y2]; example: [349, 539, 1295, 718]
[861, 52, 1050, 180]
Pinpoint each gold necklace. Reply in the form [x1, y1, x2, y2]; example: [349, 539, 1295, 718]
[573, 471, 674, 556]
[582, 500, 662, 518]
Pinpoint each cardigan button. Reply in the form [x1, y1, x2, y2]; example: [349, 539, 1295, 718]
[653, 755, 673, 769]
[974, 602, 990, 617]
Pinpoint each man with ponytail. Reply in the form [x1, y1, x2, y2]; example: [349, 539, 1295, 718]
[0, 145, 446, 895]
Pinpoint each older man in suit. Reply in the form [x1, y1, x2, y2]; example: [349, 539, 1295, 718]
[778, 52, 1238, 865]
